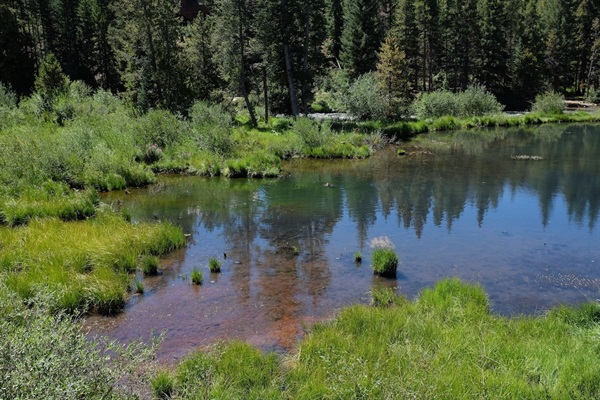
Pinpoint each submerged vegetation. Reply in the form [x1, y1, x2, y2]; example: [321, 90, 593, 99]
[160, 279, 600, 399]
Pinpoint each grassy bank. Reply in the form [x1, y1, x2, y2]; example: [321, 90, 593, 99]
[163, 279, 600, 399]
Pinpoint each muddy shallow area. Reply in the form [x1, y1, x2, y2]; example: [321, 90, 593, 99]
[85, 124, 600, 362]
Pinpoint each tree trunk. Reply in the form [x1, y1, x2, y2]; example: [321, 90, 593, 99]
[301, 0, 312, 115]
[281, 0, 299, 117]
[238, 0, 258, 127]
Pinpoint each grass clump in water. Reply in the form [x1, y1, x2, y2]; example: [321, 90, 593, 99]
[191, 268, 203, 285]
[141, 255, 159, 276]
[371, 248, 398, 277]
[208, 257, 221, 273]
[132, 278, 144, 294]
[354, 252, 362, 263]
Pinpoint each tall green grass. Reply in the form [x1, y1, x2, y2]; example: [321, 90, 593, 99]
[167, 279, 600, 399]
[0, 211, 185, 313]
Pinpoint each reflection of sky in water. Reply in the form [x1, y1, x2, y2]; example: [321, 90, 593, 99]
[87, 125, 600, 361]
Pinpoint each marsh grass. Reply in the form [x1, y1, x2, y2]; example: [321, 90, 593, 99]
[132, 279, 144, 294]
[191, 268, 203, 285]
[170, 279, 600, 399]
[354, 252, 362, 263]
[0, 211, 185, 313]
[141, 255, 159, 276]
[208, 257, 221, 273]
[151, 371, 175, 399]
[371, 248, 398, 277]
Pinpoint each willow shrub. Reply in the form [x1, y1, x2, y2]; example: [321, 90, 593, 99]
[0, 290, 158, 399]
[412, 85, 503, 119]
[531, 91, 565, 115]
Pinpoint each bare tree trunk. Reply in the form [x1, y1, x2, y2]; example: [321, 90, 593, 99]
[263, 68, 269, 123]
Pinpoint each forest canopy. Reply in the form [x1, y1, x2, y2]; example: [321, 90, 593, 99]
[1, 0, 599, 115]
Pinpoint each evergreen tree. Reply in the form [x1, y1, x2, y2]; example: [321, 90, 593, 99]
[340, 0, 382, 78]
[395, 0, 420, 93]
[476, 0, 510, 99]
[34, 52, 69, 108]
[376, 30, 411, 117]
[325, 0, 343, 63]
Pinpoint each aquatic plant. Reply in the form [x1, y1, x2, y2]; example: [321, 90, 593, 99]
[372, 248, 398, 277]
[141, 255, 159, 276]
[191, 268, 203, 285]
[371, 287, 401, 307]
[208, 257, 221, 273]
[354, 252, 362, 263]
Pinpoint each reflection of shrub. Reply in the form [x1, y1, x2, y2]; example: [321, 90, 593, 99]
[346, 73, 386, 120]
[372, 248, 398, 277]
[531, 91, 564, 115]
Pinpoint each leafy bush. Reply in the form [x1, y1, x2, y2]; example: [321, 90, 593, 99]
[0, 291, 157, 399]
[412, 86, 502, 119]
[372, 248, 398, 277]
[346, 72, 386, 120]
[585, 89, 600, 104]
[0, 82, 17, 109]
[531, 91, 565, 115]
[293, 118, 332, 149]
[189, 101, 233, 155]
[456, 85, 504, 117]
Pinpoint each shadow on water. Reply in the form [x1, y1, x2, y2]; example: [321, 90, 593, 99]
[85, 124, 600, 362]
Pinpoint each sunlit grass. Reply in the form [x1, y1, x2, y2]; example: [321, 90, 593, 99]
[169, 279, 600, 399]
[0, 210, 185, 313]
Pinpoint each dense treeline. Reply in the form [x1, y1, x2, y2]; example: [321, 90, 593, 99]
[1, 0, 599, 114]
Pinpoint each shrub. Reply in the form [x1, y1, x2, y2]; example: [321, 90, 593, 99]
[0, 292, 157, 399]
[0, 82, 17, 109]
[189, 101, 233, 155]
[456, 85, 503, 117]
[141, 255, 159, 275]
[208, 257, 221, 273]
[293, 118, 331, 149]
[372, 248, 398, 277]
[531, 91, 565, 115]
[346, 72, 386, 120]
[585, 89, 600, 104]
[191, 268, 203, 285]
[411, 90, 459, 119]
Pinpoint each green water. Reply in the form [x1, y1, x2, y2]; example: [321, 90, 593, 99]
[88, 124, 600, 359]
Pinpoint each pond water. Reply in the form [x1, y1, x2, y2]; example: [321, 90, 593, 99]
[85, 124, 600, 362]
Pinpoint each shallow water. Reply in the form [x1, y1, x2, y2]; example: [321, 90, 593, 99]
[85, 124, 600, 362]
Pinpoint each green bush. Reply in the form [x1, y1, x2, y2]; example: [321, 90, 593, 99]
[411, 90, 459, 119]
[293, 118, 331, 149]
[456, 85, 503, 117]
[189, 101, 233, 155]
[0, 82, 17, 109]
[411, 86, 502, 119]
[585, 89, 600, 104]
[531, 91, 565, 115]
[372, 248, 398, 277]
[0, 291, 157, 399]
[346, 73, 386, 120]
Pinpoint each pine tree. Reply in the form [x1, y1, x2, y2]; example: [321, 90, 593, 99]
[376, 31, 410, 117]
[340, 0, 383, 78]
[395, 0, 420, 93]
[476, 0, 509, 99]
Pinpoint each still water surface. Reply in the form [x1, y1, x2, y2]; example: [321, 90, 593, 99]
[86, 124, 600, 361]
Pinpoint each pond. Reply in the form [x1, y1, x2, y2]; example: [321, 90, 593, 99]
[85, 124, 600, 362]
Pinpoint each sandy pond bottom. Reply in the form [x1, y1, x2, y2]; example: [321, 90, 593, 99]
[85, 125, 600, 362]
